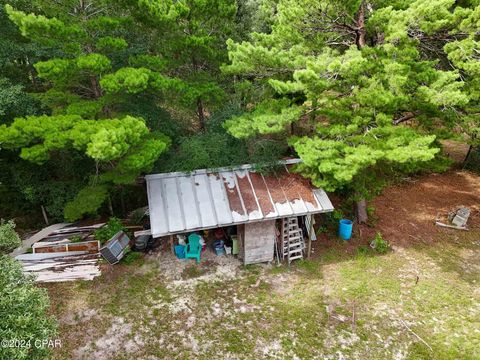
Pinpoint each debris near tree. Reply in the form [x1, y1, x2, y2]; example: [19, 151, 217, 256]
[435, 206, 471, 231]
[100, 231, 131, 265]
[449, 207, 471, 228]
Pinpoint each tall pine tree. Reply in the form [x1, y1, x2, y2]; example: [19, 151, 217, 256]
[1, 1, 172, 220]
[223, 0, 475, 222]
[125, 0, 238, 130]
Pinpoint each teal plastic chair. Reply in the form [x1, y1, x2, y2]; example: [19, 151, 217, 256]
[186, 233, 201, 263]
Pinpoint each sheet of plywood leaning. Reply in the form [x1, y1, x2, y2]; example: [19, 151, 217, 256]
[243, 220, 275, 265]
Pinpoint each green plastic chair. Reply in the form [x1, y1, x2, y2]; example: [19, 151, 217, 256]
[186, 233, 201, 263]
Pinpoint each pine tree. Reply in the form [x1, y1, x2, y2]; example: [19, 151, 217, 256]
[223, 0, 475, 222]
[128, 0, 238, 130]
[1, 2, 171, 220]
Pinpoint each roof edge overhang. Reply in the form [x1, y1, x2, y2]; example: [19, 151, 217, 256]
[145, 158, 303, 181]
[150, 207, 333, 238]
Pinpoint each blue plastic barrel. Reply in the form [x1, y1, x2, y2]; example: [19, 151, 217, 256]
[339, 219, 353, 240]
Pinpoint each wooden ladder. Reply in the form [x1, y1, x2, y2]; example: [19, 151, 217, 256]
[281, 217, 304, 264]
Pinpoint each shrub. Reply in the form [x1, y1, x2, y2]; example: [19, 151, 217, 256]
[63, 185, 108, 222]
[357, 245, 370, 256]
[120, 249, 142, 265]
[0, 219, 21, 254]
[0, 255, 57, 360]
[94, 217, 126, 244]
[370, 232, 390, 254]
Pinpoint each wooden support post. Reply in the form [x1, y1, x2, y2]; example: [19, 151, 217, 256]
[307, 234, 312, 259]
[280, 219, 285, 259]
[170, 235, 175, 255]
[307, 215, 314, 258]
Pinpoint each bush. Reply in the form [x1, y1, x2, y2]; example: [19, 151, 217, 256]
[120, 249, 142, 265]
[357, 245, 370, 256]
[94, 217, 126, 244]
[370, 232, 389, 254]
[0, 219, 21, 254]
[157, 131, 249, 173]
[64, 185, 108, 222]
[0, 255, 57, 360]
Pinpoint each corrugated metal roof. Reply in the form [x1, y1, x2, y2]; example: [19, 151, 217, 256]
[146, 159, 334, 238]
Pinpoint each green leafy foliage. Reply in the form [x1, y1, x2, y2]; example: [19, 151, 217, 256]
[94, 217, 126, 245]
[223, 0, 477, 208]
[0, 78, 40, 122]
[0, 255, 57, 360]
[0, 219, 21, 254]
[157, 131, 248, 172]
[225, 99, 302, 138]
[2, 2, 175, 220]
[100, 67, 186, 95]
[370, 232, 390, 254]
[0, 152, 90, 222]
[120, 249, 143, 265]
[130, 0, 239, 127]
[0, 115, 151, 163]
[69, 235, 83, 243]
[64, 185, 108, 222]
[374, 0, 480, 148]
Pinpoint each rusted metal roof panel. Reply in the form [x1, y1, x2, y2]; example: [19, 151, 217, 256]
[146, 159, 334, 238]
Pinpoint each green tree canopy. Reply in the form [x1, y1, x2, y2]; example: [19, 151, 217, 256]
[1, 2, 172, 220]
[223, 0, 477, 221]
[125, 0, 239, 129]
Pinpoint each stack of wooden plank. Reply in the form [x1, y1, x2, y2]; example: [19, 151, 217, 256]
[16, 253, 101, 282]
[13, 223, 105, 283]
[33, 239, 100, 254]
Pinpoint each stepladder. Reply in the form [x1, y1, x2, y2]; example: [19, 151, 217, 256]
[280, 217, 305, 264]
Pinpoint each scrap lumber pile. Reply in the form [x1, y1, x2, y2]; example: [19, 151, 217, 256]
[14, 223, 105, 283]
[17, 253, 101, 282]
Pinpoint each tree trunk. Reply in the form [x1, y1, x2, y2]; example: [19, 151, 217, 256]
[196, 97, 206, 131]
[107, 196, 114, 216]
[463, 145, 473, 166]
[90, 76, 102, 99]
[356, 198, 368, 224]
[41, 205, 49, 226]
[120, 187, 126, 217]
[356, 1, 366, 49]
[83, 42, 102, 100]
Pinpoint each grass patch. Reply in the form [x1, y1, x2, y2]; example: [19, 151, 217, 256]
[182, 264, 207, 279]
[98, 271, 171, 316]
[120, 251, 144, 265]
[222, 330, 254, 354]
[295, 259, 321, 275]
[46, 232, 480, 360]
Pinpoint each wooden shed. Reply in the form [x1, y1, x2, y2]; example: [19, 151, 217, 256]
[145, 159, 334, 264]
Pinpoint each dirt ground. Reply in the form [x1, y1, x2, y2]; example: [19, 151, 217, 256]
[312, 170, 480, 253]
[44, 169, 480, 360]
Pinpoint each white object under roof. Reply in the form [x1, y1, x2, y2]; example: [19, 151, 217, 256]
[146, 159, 334, 238]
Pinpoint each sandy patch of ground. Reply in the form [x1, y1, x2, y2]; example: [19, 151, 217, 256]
[73, 317, 142, 359]
[48, 170, 480, 360]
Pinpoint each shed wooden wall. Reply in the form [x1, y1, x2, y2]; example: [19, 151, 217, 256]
[243, 220, 275, 265]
